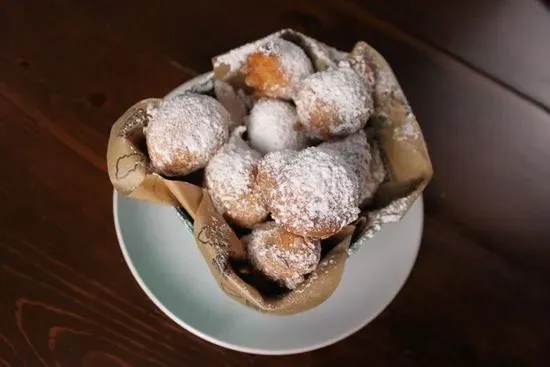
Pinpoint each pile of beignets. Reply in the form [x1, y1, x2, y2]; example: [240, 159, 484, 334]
[144, 37, 385, 289]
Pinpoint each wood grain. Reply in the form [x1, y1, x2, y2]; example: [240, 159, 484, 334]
[1, 0, 549, 365]
[344, 0, 550, 110]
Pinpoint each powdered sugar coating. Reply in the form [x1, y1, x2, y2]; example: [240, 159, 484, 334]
[205, 127, 268, 228]
[247, 99, 310, 154]
[320, 130, 385, 204]
[213, 31, 283, 74]
[244, 38, 314, 99]
[264, 39, 314, 94]
[295, 63, 373, 139]
[145, 93, 230, 176]
[214, 80, 247, 132]
[264, 147, 361, 238]
[245, 222, 321, 289]
[256, 150, 294, 204]
[347, 196, 411, 255]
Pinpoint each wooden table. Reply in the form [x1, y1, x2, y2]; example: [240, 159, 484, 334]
[1, 0, 549, 365]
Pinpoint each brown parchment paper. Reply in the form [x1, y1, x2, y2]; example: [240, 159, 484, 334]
[107, 29, 432, 314]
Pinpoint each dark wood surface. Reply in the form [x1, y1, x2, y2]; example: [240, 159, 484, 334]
[1, 0, 549, 365]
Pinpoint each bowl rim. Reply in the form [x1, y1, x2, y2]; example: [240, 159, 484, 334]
[113, 190, 424, 355]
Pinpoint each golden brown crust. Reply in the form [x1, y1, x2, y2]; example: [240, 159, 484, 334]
[303, 97, 338, 140]
[294, 64, 373, 139]
[255, 150, 292, 206]
[254, 166, 275, 207]
[205, 127, 268, 228]
[246, 222, 321, 289]
[146, 146, 194, 176]
[268, 200, 342, 239]
[243, 52, 290, 99]
[224, 179, 269, 228]
[145, 94, 230, 177]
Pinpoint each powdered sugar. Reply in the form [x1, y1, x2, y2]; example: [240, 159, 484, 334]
[319, 257, 336, 267]
[295, 63, 373, 139]
[352, 43, 406, 125]
[145, 93, 230, 176]
[213, 32, 283, 74]
[394, 113, 421, 141]
[243, 38, 314, 99]
[375, 197, 410, 224]
[247, 98, 309, 154]
[205, 127, 268, 227]
[246, 222, 321, 289]
[320, 130, 371, 166]
[347, 55, 376, 90]
[259, 39, 313, 94]
[372, 62, 395, 100]
[255, 149, 295, 204]
[264, 147, 361, 238]
[320, 130, 385, 203]
[347, 196, 412, 255]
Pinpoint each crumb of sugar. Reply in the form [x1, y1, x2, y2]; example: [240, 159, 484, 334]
[145, 93, 230, 176]
[319, 257, 336, 267]
[247, 98, 310, 154]
[394, 111, 421, 142]
[295, 63, 373, 138]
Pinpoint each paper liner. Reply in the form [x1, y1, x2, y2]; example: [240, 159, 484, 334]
[106, 29, 432, 314]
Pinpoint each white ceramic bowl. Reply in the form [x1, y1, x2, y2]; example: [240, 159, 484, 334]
[112, 76, 424, 355]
